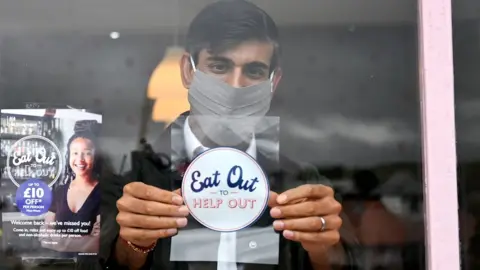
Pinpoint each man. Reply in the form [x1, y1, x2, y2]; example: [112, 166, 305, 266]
[98, 1, 360, 270]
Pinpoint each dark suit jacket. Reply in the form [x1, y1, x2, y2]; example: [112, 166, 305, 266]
[80, 112, 361, 270]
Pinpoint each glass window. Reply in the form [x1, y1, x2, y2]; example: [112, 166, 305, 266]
[0, 1, 426, 269]
[452, 0, 480, 269]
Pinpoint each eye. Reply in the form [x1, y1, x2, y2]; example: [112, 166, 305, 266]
[245, 68, 267, 79]
[208, 63, 229, 74]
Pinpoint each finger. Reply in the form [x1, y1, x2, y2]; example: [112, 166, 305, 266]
[277, 184, 334, 204]
[273, 215, 342, 232]
[119, 227, 177, 245]
[268, 191, 279, 208]
[116, 212, 188, 229]
[282, 230, 340, 246]
[270, 197, 341, 218]
[173, 189, 182, 196]
[117, 196, 190, 217]
[124, 182, 183, 205]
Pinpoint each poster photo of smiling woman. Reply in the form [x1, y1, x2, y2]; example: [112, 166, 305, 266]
[39, 120, 102, 255]
[1, 109, 103, 260]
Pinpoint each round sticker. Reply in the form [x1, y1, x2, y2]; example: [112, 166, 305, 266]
[182, 147, 269, 232]
[16, 179, 53, 216]
[5, 135, 63, 188]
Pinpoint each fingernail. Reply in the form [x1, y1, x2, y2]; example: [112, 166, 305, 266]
[270, 208, 281, 218]
[167, 228, 177, 235]
[283, 230, 294, 239]
[176, 218, 188, 227]
[273, 220, 284, 230]
[277, 195, 287, 204]
[172, 196, 183, 205]
[178, 206, 189, 215]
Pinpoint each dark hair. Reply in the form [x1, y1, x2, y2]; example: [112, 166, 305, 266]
[353, 170, 380, 197]
[74, 120, 100, 135]
[63, 131, 102, 184]
[186, 0, 281, 72]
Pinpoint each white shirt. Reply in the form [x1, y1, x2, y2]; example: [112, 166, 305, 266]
[184, 116, 257, 160]
[184, 116, 256, 270]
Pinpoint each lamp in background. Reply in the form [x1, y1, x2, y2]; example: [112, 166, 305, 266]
[148, 46, 189, 124]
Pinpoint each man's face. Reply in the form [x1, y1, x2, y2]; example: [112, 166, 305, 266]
[181, 40, 282, 89]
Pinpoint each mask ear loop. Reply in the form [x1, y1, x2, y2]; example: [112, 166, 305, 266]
[189, 56, 197, 72]
[269, 71, 275, 92]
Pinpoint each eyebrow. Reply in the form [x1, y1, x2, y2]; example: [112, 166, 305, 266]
[71, 147, 94, 150]
[246, 62, 269, 70]
[206, 56, 270, 70]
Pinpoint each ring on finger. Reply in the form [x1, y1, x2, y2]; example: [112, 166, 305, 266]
[320, 216, 327, 232]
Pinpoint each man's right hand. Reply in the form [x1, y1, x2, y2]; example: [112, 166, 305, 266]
[116, 182, 189, 247]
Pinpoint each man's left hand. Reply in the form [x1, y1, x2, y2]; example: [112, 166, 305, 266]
[270, 184, 343, 254]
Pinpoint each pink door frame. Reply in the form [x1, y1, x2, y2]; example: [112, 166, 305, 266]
[418, 0, 460, 269]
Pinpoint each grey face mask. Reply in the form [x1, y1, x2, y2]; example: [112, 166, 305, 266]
[188, 56, 274, 146]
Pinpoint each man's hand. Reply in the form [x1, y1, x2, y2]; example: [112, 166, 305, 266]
[91, 215, 101, 237]
[116, 182, 189, 247]
[270, 184, 342, 254]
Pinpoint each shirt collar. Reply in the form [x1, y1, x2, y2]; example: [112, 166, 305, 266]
[184, 116, 257, 161]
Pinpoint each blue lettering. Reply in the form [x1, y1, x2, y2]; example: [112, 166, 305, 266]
[190, 171, 203, 192]
[190, 170, 221, 193]
[227, 165, 259, 192]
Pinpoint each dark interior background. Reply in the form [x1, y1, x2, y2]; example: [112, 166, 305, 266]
[0, 22, 426, 270]
[0, 0, 479, 269]
[0, 25, 421, 173]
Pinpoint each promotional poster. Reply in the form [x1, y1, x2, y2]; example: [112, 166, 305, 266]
[0, 109, 102, 259]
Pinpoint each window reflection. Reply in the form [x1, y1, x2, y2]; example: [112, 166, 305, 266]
[0, 1, 424, 269]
